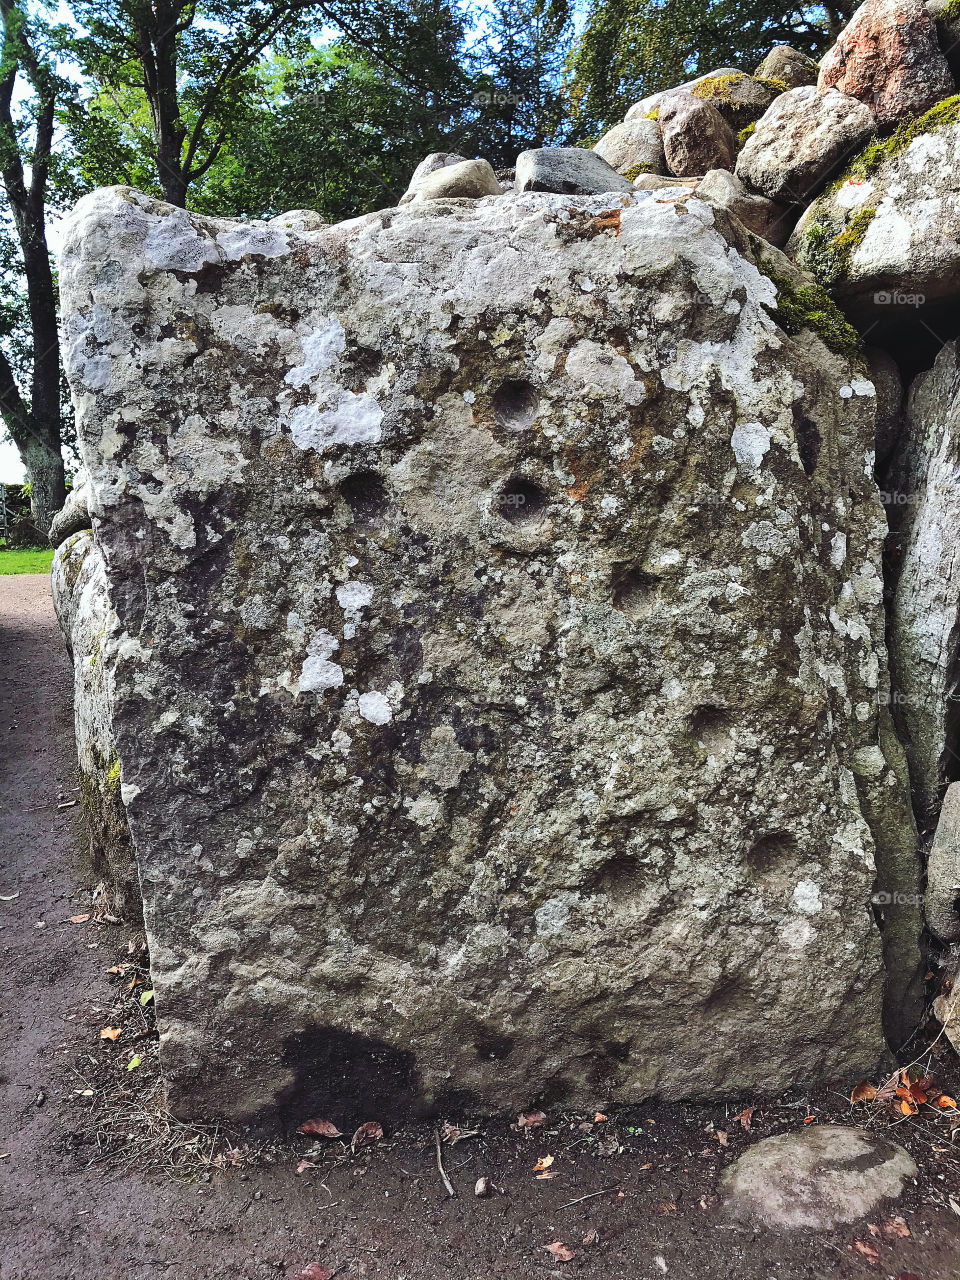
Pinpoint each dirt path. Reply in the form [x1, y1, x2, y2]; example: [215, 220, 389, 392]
[2, 573, 960, 1280]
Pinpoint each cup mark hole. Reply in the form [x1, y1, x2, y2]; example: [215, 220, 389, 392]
[497, 477, 548, 525]
[492, 379, 540, 432]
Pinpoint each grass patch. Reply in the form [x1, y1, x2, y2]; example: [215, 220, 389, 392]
[0, 546, 53, 574]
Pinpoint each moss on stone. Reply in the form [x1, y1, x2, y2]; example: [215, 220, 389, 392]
[936, 0, 960, 23]
[623, 162, 655, 180]
[738, 121, 757, 148]
[762, 267, 861, 354]
[105, 756, 121, 791]
[691, 73, 748, 104]
[755, 75, 788, 94]
[796, 205, 877, 287]
[827, 93, 960, 196]
[640, 107, 659, 120]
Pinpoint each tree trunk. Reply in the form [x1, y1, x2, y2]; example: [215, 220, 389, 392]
[19, 426, 65, 538]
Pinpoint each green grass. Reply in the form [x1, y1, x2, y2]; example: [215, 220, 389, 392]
[0, 546, 54, 574]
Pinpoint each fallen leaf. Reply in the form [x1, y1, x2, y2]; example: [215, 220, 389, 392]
[108, 964, 131, 975]
[139, 989, 155, 1006]
[852, 1239, 881, 1264]
[533, 1154, 555, 1172]
[70, 914, 90, 923]
[938, 1095, 958, 1109]
[850, 1080, 877, 1105]
[655, 1200, 677, 1215]
[441, 1121, 479, 1144]
[298, 1117, 343, 1138]
[126, 1055, 142, 1070]
[582, 1228, 600, 1246]
[882, 1215, 910, 1239]
[594, 1113, 608, 1123]
[543, 1241, 575, 1262]
[899, 1099, 917, 1116]
[535, 1171, 559, 1179]
[99, 1027, 120, 1040]
[803, 1115, 816, 1124]
[0, 1153, 9, 1159]
[714, 1130, 728, 1146]
[350, 1120, 383, 1151]
[475, 1176, 491, 1197]
[293, 1266, 333, 1280]
[295, 1160, 316, 1175]
[732, 1106, 754, 1131]
[517, 1110, 547, 1129]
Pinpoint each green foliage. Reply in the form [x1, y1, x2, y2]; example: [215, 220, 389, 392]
[763, 268, 861, 354]
[0, 546, 54, 573]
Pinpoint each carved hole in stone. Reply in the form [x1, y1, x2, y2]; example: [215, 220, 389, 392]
[792, 405, 822, 476]
[338, 470, 388, 524]
[497, 476, 547, 525]
[588, 849, 645, 900]
[611, 564, 659, 620]
[688, 705, 733, 753]
[475, 1032, 516, 1060]
[746, 831, 798, 872]
[492, 378, 540, 431]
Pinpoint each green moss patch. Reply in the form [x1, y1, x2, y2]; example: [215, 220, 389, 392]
[755, 75, 788, 94]
[640, 107, 660, 120]
[796, 205, 877, 287]
[827, 93, 960, 196]
[762, 267, 861, 354]
[738, 121, 757, 148]
[623, 162, 655, 180]
[691, 73, 748, 103]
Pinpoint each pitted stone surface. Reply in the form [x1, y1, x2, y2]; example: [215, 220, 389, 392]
[59, 184, 910, 1126]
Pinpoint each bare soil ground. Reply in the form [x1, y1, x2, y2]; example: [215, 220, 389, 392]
[2, 572, 960, 1280]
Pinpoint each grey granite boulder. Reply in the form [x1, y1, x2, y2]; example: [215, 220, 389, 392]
[755, 45, 820, 88]
[736, 86, 876, 205]
[720, 1126, 917, 1230]
[687, 72, 781, 130]
[888, 341, 960, 823]
[412, 158, 502, 201]
[694, 168, 792, 246]
[593, 118, 665, 175]
[660, 93, 737, 176]
[515, 147, 634, 194]
[926, 782, 960, 939]
[625, 68, 741, 121]
[58, 184, 915, 1126]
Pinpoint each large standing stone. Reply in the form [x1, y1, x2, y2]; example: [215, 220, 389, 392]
[720, 1126, 918, 1230]
[515, 147, 634, 194]
[736, 87, 876, 204]
[755, 45, 820, 89]
[788, 111, 960, 316]
[59, 184, 914, 1127]
[818, 0, 954, 128]
[888, 340, 960, 823]
[593, 118, 665, 175]
[660, 93, 737, 176]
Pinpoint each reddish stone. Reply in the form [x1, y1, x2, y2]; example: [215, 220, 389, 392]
[818, 0, 954, 128]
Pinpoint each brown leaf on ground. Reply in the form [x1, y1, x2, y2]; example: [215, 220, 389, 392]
[655, 1200, 677, 1215]
[517, 1110, 547, 1129]
[533, 1154, 554, 1172]
[441, 1121, 480, 1145]
[938, 1095, 958, 1109]
[882, 1216, 910, 1239]
[899, 1099, 917, 1116]
[295, 1160, 316, 1174]
[715, 1130, 729, 1146]
[543, 1241, 575, 1261]
[293, 1265, 334, 1280]
[298, 1117, 343, 1138]
[593, 1113, 608, 1123]
[350, 1121, 383, 1151]
[69, 914, 90, 923]
[535, 1171, 559, 1179]
[99, 1027, 120, 1040]
[582, 1228, 600, 1246]
[852, 1239, 881, 1264]
[803, 1115, 816, 1124]
[732, 1106, 755, 1130]
[850, 1080, 877, 1105]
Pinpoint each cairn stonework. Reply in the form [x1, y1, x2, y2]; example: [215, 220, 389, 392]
[56, 181, 923, 1126]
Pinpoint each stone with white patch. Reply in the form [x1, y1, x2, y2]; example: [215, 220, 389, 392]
[57, 183, 918, 1127]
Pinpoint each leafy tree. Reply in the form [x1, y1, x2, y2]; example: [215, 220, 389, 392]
[561, 0, 859, 130]
[0, 1, 76, 533]
[469, 0, 576, 165]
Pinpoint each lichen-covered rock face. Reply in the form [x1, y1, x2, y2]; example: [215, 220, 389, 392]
[515, 147, 634, 194]
[60, 184, 909, 1127]
[688, 72, 781, 131]
[888, 340, 960, 823]
[736, 87, 876, 205]
[787, 110, 960, 316]
[818, 0, 954, 127]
